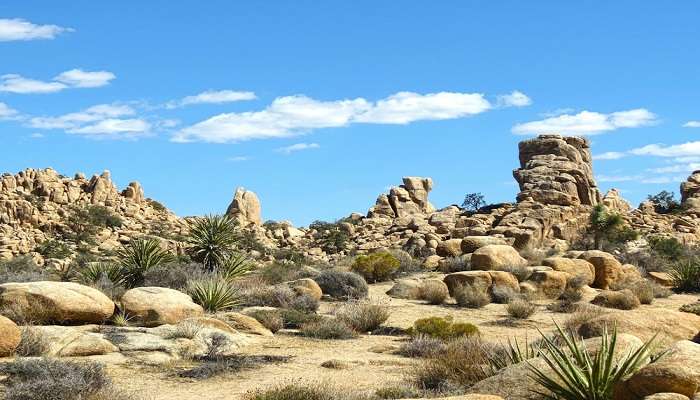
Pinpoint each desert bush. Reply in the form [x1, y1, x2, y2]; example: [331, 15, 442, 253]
[651, 282, 673, 298]
[559, 287, 583, 303]
[454, 285, 490, 308]
[668, 257, 700, 292]
[15, 326, 51, 357]
[279, 309, 322, 328]
[141, 262, 205, 289]
[111, 311, 132, 327]
[611, 277, 655, 304]
[163, 320, 203, 339]
[247, 310, 284, 333]
[491, 284, 518, 304]
[300, 318, 358, 340]
[0, 255, 51, 284]
[351, 252, 400, 283]
[0, 300, 54, 325]
[0, 358, 129, 400]
[387, 248, 421, 274]
[310, 220, 351, 255]
[438, 255, 470, 273]
[564, 305, 609, 335]
[396, 335, 447, 358]
[313, 270, 368, 300]
[591, 289, 640, 310]
[335, 298, 390, 332]
[187, 214, 239, 270]
[529, 324, 657, 400]
[78, 262, 127, 287]
[375, 385, 422, 399]
[506, 298, 537, 319]
[244, 381, 372, 400]
[411, 336, 494, 390]
[187, 276, 240, 312]
[260, 262, 307, 284]
[35, 239, 71, 259]
[288, 293, 320, 313]
[408, 316, 479, 340]
[679, 302, 700, 315]
[238, 284, 296, 308]
[547, 299, 581, 314]
[179, 349, 290, 380]
[419, 281, 449, 305]
[87, 205, 123, 228]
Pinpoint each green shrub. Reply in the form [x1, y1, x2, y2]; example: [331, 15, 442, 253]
[35, 240, 71, 259]
[669, 257, 700, 292]
[335, 299, 390, 332]
[506, 298, 537, 319]
[454, 285, 490, 308]
[313, 270, 368, 299]
[87, 205, 123, 228]
[187, 276, 240, 312]
[679, 302, 700, 315]
[148, 199, 167, 212]
[408, 316, 479, 340]
[351, 252, 400, 283]
[648, 235, 684, 258]
[300, 318, 358, 340]
[187, 214, 239, 270]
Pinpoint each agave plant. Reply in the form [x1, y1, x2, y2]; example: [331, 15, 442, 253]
[186, 214, 239, 271]
[668, 257, 700, 292]
[187, 276, 240, 312]
[529, 323, 657, 400]
[78, 262, 127, 287]
[116, 238, 174, 287]
[487, 336, 541, 372]
[216, 252, 253, 281]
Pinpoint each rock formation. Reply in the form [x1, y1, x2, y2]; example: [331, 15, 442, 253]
[368, 177, 435, 218]
[681, 171, 700, 214]
[226, 187, 262, 226]
[514, 135, 601, 206]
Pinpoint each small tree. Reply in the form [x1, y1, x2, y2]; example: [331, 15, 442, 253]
[462, 192, 486, 211]
[647, 190, 681, 214]
[589, 205, 625, 250]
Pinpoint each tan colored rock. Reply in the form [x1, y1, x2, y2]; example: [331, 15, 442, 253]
[579, 250, 623, 289]
[367, 177, 435, 218]
[0, 281, 114, 324]
[226, 187, 262, 226]
[215, 312, 273, 336]
[648, 271, 674, 287]
[524, 270, 568, 299]
[30, 325, 118, 357]
[471, 245, 528, 271]
[286, 278, 322, 301]
[121, 287, 203, 327]
[386, 279, 423, 300]
[591, 289, 640, 310]
[488, 271, 520, 293]
[461, 236, 511, 254]
[620, 340, 700, 398]
[0, 315, 20, 357]
[437, 239, 464, 257]
[182, 317, 238, 334]
[122, 181, 144, 203]
[444, 271, 493, 296]
[576, 309, 700, 345]
[423, 255, 441, 270]
[543, 257, 595, 285]
[642, 394, 690, 400]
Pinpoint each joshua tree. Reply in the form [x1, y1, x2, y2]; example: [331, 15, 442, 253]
[588, 205, 624, 250]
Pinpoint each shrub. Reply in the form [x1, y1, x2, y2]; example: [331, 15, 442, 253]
[187, 276, 240, 312]
[311, 220, 350, 255]
[529, 324, 658, 400]
[148, 199, 167, 212]
[0, 256, 50, 284]
[300, 318, 358, 340]
[590, 289, 640, 310]
[396, 335, 447, 358]
[244, 382, 372, 400]
[187, 214, 239, 270]
[651, 282, 673, 298]
[15, 326, 51, 357]
[313, 270, 368, 300]
[217, 252, 253, 281]
[408, 316, 479, 340]
[141, 262, 205, 290]
[111, 311, 132, 327]
[411, 336, 494, 390]
[504, 265, 532, 282]
[611, 277, 655, 304]
[668, 257, 700, 292]
[35, 239, 71, 259]
[387, 248, 421, 274]
[462, 192, 486, 211]
[335, 299, 390, 332]
[239, 284, 296, 308]
[87, 205, 123, 228]
[375, 385, 422, 399]
[279, 309, 321, 328]
[248, 310, 284, 333]
[0, 358, 126, 400]
[679, 302, 700, 315]
[419, 281, 449, 305]
[260, 262, 307, 284]
[454, 285, 490, 308]
[547, 300, 580, 314]
[351, 252, 400, 283]
[438, 256, 470, 273]
[506, 298, 537, 319]
[491, 285, 518, 304]
[163, 320, 203, 339]
[648, 235, 685, 258]
[564, 306, 609, 335]
[559, 287, 583, 303]
[288, 293, 320, 313]
[116, 238, 174, 287]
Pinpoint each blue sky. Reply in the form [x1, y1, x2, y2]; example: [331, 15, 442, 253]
[1, 1, 700, 225]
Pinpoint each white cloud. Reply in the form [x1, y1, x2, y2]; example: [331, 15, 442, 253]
[512, 108, 657, 136]
[28, 103, 152, 139]
[54, 69, 115, 88]
[683, 121, 700, 128]
[0, 18, 71, 41]
[29, 104, 135, 130]
[596, 175, 641, 183]
[174, 90, 501, 143]
[276, 142, 320, 154]
[0, 69, 115, 94]
[593, 151, 626, 160]
[496, 90, 532, 107]
[540, 108, 575, 118]
[69, 118, 151, 137]
[168, 90, 256, 108]
[0, 102, 18, 119]
[29, 133, 44, 138]
[648, 163, 700, 174]
[629, 141, 700, 158]
[227, 156, 250, 162]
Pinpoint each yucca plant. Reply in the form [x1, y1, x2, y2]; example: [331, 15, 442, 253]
[78, 262, 127, 287]
[668, 257, 700, 292]
[187, 214, 239, 271]
[116, 238, 174, 287]
[488, 336, 541, 372]
[187, 276, 240, 312]
[217, 252, 253, 281]
[111, 311, 132, 327]
[528, 323, 657, 400]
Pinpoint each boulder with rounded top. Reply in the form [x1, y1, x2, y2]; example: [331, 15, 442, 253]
[471, 245, 528, 271]
[121, 287, 203, 327]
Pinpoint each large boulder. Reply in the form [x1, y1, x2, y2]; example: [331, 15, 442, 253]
[215, 312, 273, 336]
[444, 271, 492, 296]
[437, 239, 464, 257]
[542, 257, 595, 285]
[368, 177, 435, 218]
[615, 340, 700, 399]
[578, 250, 624, 289]
[576, 309, 700, 345]
[120, 287, 203, 327]
[461, 236, 511, 254]
[0, 281, 115, 324]
[30, 325, 118, 357]
[386, 279, 423, 300]
[0, 315, 20, 356]
[226, 187, 262, 226]
[520, 270, 568, 299]
[471, 245, 528, 271]
[285, 278, 323, 301]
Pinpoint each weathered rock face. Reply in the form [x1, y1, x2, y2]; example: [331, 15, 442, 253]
[0, 315, 20, 356]
[514, 135, 601, 206]
[120, 287, 203, 327]
[368, 177, 435, 218]
[470, 245, 528, 271]
[603, 189, 631, 213]
[226, 187, 262, 226]
[681, 171, 700, 214]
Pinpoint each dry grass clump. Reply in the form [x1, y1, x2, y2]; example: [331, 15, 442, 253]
[590, 289, 640, 310]
[611, 277, 656, 304]
[506, 298, 537, 319]
[396, 335, 447, 358]
[14, 326, 51, 357]
[491, 285, 518, 304]
[419, 281, 449, 305]
[247, 310, 285, 333]
[0, 301, 54, 325]
[335, 298, 390, 333]
[454, 285, 490, 308]
[651, 282, 673, 298]
[313, 270, 368, 300]
[244, 381, 373, 400]
[679, 302, 700, 315]
[374, 384, 422, 399]
[300, 318, 358, 340]
[0, 358, 134, 400]
[238, 284, 296, 308]
[564, 305, 610, 336]
[163, 320, 203, 339]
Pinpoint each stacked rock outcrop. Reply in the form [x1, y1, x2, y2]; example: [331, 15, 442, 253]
[226, 187, 262, 226]
[368, 177, 435, 218]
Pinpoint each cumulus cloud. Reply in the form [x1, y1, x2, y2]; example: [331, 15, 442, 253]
[0, 102, 19, 119]
[629, 141, 700, 158]
[683, 121, 700, 128]
[0, 69, 116, 94]
[28, 103, 152, 139]
[227, 156, 250, 162]
[512, 108, 657, 136]
[496, 90, 532, 107]
[167, 90, 256, 108]
[69, 119, 151, 137]
[276, 142, 320, 154]
[0, 18, 71, 41]
[174, 90, 503, 143]
[593, 151, 627, 160]
[596, 175, 641, 183]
